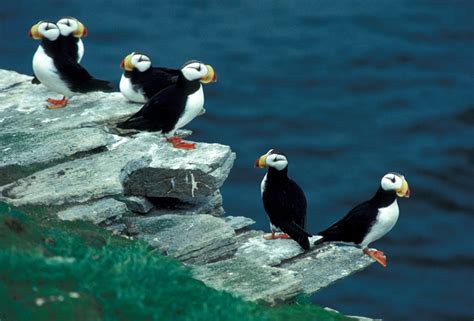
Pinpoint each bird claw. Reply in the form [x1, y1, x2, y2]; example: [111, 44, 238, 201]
[46, 97, 68, 109]
[167, 137, 196, 150]
[263, 232, 290, 240]
[363, 248, 387, 267]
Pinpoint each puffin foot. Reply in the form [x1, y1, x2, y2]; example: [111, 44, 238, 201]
[363, 248, 387, 267]
[263, 232, 291, 240]
[47, 96, 66, 104]
[47, 97, 68, 109]
[167, 137, 196, 150]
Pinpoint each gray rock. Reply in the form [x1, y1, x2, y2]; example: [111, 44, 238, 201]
[127, 214, 237, 265]
[235, 232, 305, 266]
[124, 196, 154, 214]
[121, 141, 235, 201]
[223, 216, 256, 230]
[139, 190, 225, 217]
[0, 133, 234, 207]
[57, 198, 127, 224]
[280, 243, 374, 294]
[0, 145, 142, 206]
[192, 257, 302, 304]
[0, 128, 114, 169]
[0, 70, 138, 134]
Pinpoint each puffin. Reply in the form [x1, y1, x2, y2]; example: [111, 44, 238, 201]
[117, 60, 217, 149]
[314, 172, 410, 267]
[256, 149, 312, 250]
[119, 52, 181, 103]
[29, 21, 111, 109]
[31, 17, 87, 84]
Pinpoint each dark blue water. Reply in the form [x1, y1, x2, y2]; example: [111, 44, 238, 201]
[1, 1, 473, 320]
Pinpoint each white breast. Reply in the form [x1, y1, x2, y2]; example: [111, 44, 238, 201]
[361, 200, 399, 248]
[77, 39, 84, 63]
[119, 74, 146, 103]
[172, 85, 204, 134]
[32, 45, 73, 97]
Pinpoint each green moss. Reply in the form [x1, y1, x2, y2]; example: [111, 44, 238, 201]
[0, 202, 352, 321]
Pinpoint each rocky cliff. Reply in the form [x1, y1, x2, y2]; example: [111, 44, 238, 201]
[0, 69, 374, 305]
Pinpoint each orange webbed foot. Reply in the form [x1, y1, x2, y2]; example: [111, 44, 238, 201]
[47, 97, 68, 109]
[263, 232, 290, 240]
[167, 137, 196, 150]
[363, 248, 387, 267]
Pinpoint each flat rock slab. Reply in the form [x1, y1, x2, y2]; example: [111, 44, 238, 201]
[0, 133, 234, 207]
[127, 214, 237, 265]
[235, 233, 305, 266]
[0, 69, 138, 133]
[0, 128, 114, 169]
[57, 198, 128, 224]
[192, 257, 302, 304]
[121, 140, 235, 201]
[223, 216, 256, 230]
[280, 243, 374, 294]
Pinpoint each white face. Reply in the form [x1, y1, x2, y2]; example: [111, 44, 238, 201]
[130, 53, 152, 72]
[264, 149, 288, 171]
[57, 17, 79, 36]
[380, 173, 404, 191]
[37, 22, 60, 41]
[181, 61, 208, 81]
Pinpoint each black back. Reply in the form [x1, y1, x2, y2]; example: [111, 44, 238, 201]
[40, 38, 111, 92]
[125, 67, 181, 99]
[317, 187, 397, 245]
[57, 35, 79, 62]
[262, 166, 311, 250]
[118, 75, 200, 133]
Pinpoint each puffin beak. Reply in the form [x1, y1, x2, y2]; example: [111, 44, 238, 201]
[200, 65, 217, 84]
[255, 155, 267, 168]
[73, 22, 87, 38]
[121, 54, 134, 71]
[396, 176, 410, 198]
[29, 24, 42, 39]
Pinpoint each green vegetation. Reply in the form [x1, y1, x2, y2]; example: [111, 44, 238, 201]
[0, 202, 351, 321]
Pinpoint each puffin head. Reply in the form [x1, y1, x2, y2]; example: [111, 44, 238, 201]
[380, 172, 410, 198]
[181, 60, 217, 83]
[28, 21, 60, 41]
[255, 149, 288, 171]
[57, 17, 87, 38]
[120, 52, 152, 72]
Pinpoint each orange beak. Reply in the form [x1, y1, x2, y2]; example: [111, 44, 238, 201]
[120, 59, 125, 69]
[82, 26, 88, 37]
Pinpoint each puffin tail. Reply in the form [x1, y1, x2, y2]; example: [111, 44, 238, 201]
[279, 221, 312, 251]
[87, 78, 113, 92]
[117, 115, 152, 131]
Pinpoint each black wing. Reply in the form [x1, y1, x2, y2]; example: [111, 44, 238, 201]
[263, 178, 311, 250]
[117, 84, 186, 133]
[54, 56, 112, 92]
[57, 35, 79, 62]
[317, 201, 378, 245]
[140, 67, 180, 99]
